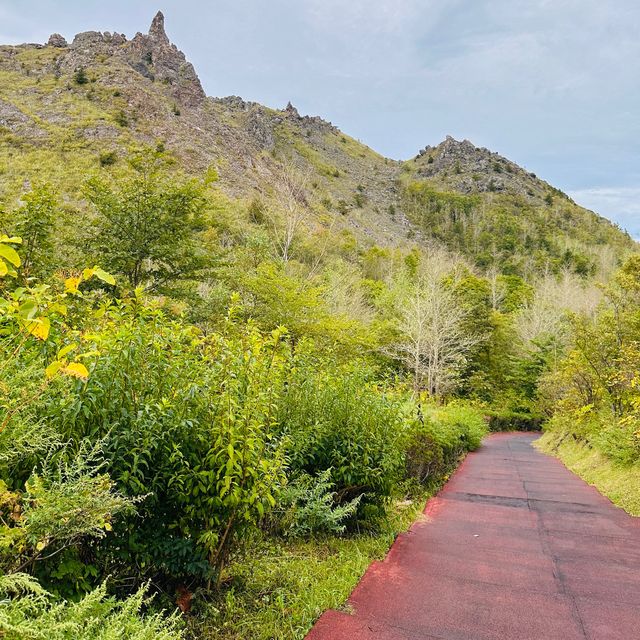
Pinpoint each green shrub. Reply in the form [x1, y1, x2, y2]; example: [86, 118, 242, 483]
[275, 469, 361, 537]
[423, 402, 487, 456]
[336, 199, 349, 215]
[53, 307, 289, 584]
[279, 361, 404, 521]
[402, 422, 446, 485]
[98, 151, 117, 167]
[487, 409, 544, 432]
[73, 67, 88, 85]
[113, 109, 128, 127]
[0, 576, 183, 640]
[401, 401, 486, 487]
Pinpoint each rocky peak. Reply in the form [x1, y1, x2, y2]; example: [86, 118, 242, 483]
[55, 12, 204, 108]
[123, 11, 205, 108]
[415, 136, 546, 199]
[149, 11, 169, 43]
[284, 102, 300, 118]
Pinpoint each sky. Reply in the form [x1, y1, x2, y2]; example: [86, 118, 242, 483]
[1, 0, 639, 237]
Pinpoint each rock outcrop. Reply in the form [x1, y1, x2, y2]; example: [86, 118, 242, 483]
[415, 135, 547, 199]
[49, 11, 205, 109]
[47, 33, 67, 48]
[123, 11, 205, 108]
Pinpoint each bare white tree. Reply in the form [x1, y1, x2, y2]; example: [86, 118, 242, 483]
[515, 269, 602, 347]
[391, 263, 479, 396]
[268, 160, 310, 264]
[487, 265, 506, 311]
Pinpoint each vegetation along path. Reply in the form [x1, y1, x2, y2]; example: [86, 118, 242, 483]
[306, 433, 640, 640]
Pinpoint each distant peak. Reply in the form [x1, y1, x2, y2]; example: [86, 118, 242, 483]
[149, 11, 168, 42]
[284, 102, 300, 117]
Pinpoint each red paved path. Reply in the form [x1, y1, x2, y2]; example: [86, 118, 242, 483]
[306, 432, 640, 640]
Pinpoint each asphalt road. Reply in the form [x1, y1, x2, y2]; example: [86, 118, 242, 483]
[306, 432, 640, 640]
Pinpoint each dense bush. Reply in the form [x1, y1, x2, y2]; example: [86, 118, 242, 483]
[41, 306, 291, 586]
[274, 470, 361, 537]
[402, 402, 485, 483]
[541, 257, 640, 465]
[0, 576, 183, 640]
[486, 409, 543, 432]
[279, 360, 406, 520]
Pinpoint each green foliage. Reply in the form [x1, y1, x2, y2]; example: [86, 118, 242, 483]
[275, 469, 361, 537]
[247, 197, 266, 224]
[402, 181, 630, 277]
[46, 304, 289, 583]
[403, 401, 487, 485]
[336, 199, 348, 215]
[242, 261, 368, 350]
[3, 443, 133, 575]
[73, 67, 88, 85]
[536, 435, 640, 516]
[486, 409, 543, 432]
[353, 191, 366, 208]
[541, 256, 640, 465]
[279, 361, 406, 519]
[0, 260, 176, 635]
[174, 326, 289, 579]
[0, 577, 184, 640]
[188, 488, 430, 640]
[98, 151, 118, 167]
[113, 109, 129, 127]
[11, 184, 57, 278]
[85, 148, 207, 289]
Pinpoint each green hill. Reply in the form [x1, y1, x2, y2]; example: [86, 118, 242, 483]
[0, 12, 634, 275]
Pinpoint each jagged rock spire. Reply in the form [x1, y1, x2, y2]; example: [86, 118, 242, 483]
[285, 102, 300, 117]
[149, 11, 169, 43]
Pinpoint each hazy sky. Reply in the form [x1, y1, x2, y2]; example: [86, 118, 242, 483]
[1, 1, 639, 237]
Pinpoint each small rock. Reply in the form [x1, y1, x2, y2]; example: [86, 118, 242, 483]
[47, 33, 67, 48]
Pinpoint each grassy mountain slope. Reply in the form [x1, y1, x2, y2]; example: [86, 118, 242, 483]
[401, 136, 634, 276]
[0, 12, 634, 275]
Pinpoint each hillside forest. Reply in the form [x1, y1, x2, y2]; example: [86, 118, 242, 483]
[1, 15, 640, 640]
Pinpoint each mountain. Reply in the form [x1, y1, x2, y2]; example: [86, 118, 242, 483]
[0, 12, 634, 277]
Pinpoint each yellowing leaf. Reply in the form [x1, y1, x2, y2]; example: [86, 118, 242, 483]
[0, 259, 7, 277]
[0, 243, 20, 267]
[48, 302, 68, 316]
[92, 267, 116, 286]
[62, 362, 89, 380]
[104, 522, 112, 531]
[25, 317, 50, 341]
[45, 360, 62, 379]
[64, 276, 81, 293]
[0, 235, 21, 244]
[57, 344, 77, 359]
[82, 268, 95, 280]
[36, 540, 46, 552]
[18, 300, 37, 319]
